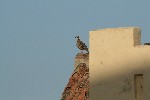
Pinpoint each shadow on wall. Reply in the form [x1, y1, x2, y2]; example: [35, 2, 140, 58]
[91, 55, 150, 100]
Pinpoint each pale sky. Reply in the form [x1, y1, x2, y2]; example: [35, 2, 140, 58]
[0, 0, 150, 100]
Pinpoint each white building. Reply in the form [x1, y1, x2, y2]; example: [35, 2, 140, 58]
[89, 27, 150, 100]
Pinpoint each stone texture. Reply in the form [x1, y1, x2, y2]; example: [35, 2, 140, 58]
[61, 53, 89, 100]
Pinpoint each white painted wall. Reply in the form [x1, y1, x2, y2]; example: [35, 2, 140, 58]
[89, 27, 150, 100]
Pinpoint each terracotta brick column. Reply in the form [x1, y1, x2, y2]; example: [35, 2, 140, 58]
[61, 53, 89, 100]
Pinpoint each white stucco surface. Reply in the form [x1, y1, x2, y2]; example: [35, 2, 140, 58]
[89, 27, 150, 100]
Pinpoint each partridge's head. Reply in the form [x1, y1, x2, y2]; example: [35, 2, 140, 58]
[75, 36, 79, 39]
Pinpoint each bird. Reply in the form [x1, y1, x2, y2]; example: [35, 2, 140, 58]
[75, 36, 89, 53]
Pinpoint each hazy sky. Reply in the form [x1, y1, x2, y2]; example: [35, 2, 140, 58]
[1, 0, 150, 100]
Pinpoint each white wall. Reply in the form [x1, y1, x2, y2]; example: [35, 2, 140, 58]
[89, 27, 150, 100]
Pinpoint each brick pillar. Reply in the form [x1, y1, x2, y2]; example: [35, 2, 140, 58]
[60, 53, 89, 100]
[75, 53, 89, 68]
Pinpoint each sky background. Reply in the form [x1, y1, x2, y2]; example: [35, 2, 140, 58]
[0, 0, 150, 100]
